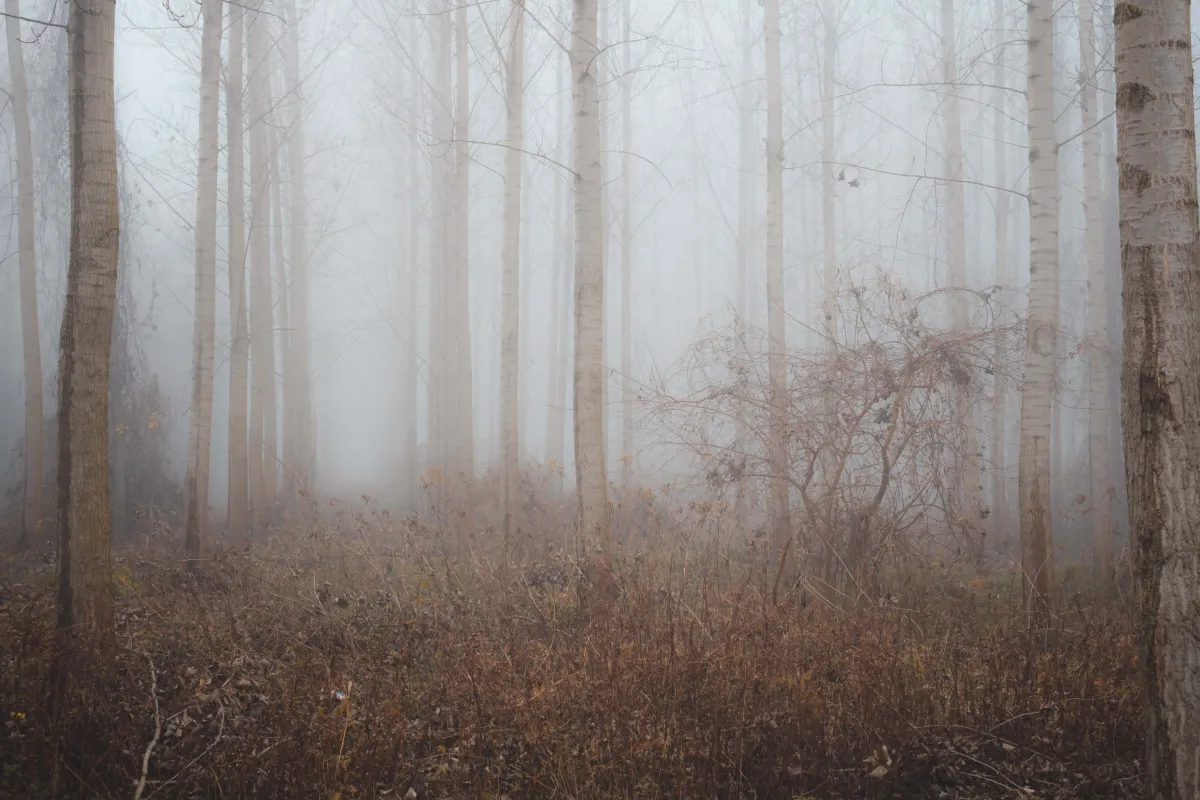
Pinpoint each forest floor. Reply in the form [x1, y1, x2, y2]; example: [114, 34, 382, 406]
[0, 527, 1144, 799]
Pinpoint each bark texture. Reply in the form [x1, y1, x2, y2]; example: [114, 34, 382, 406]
[227, 6, 250, 538]
[1018, 0, 1058, 613]
[56, 0, 119, 646]
[1115, 0, 1200, 793]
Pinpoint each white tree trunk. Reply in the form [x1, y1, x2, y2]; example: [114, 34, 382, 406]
[226, 5, 250, 537]
[56, 0, 119, 644]
[248, 0, 276, 532]
[1079, 0, 1113, 586]
[1115, 0, 1200, 793]
[764, 0, 789, 554]
[267, 50, 291, 507]
[6, 0, 43, 551]
[571, 0, 610, 549]
[499, 0, 525, 553]
[546, 49, 571, 493]
[281, 0, 313, 491]
[1018, 0, 1058, 612]
[184, 0, 223, 563]
[429, 0, 453, 471]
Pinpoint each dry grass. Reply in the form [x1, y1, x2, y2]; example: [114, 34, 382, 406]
[0, 503, 1142, 799]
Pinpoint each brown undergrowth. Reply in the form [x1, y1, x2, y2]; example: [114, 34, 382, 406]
[1, 515, 1142, 799]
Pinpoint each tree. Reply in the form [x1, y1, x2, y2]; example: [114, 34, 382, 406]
[227, 4, 251, 538]
[989, 0, 1010, 550]
[452, 0, 475, 476]
[618, 0, 634, 489]
[56, 0, 119, 646]
[281, 0, 314, 493]
[6, 0, 44, 552]
[1018, 0, 1058, 613]
[764, 0, 789, 555]
[572, 0, 610, 557]
[183, 0, 224, 565]
[546, 45, 571, 493]
[499, 0, 525, 554]
[248, 0, 277, 530]
[1115, 0, 1200, 792]
[940, 0, 981, 525]
[1079, 0, 1113, 586]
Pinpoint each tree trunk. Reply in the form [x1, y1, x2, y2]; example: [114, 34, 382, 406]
[6, 0, 43, 552]
[267, 52, 291, 508]
[821, 0, 837, 341]
[941, 0, 981, 531]
[405, 62, 421, 506]
[184, 0, 223, 565]
[429, 0, 452, 472]
[248, 1, 276, 532]
[547, 49, 571, 493]
[1018, 0, 1058, 614]
[734, 0, 753, 521]
[619, 0, 633, 489]
[226, 4, 250, 539]
[500, 0, 525, 557]
[56, 0, 119, 647]
[764, 0, 789, 556]
[281, 0, 313, 492]
[453, 2, 475, 477]
[989, 0, 1010, 552]
[571, 0, 611, 552]
[1079, 0, 1113, 587]
[1115, 0, 1200, 793]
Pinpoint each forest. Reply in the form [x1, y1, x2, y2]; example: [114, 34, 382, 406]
[0, 0, 1193, 795]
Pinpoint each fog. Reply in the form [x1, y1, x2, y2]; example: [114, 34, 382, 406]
[0, 0, 1133, 555]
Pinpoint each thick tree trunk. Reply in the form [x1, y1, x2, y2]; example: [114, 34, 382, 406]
[989, 0, 1010, 551]
[6, 0, 43, 552]
[56, 0, 119, 647]
[1018, 0, 1058, 614]
[764, 0, 789, 555]
[281, 0, 313, 492]
[1079, 0, 1113, 587]
[941, 0, 981, 530]
[1115, 0, 1200, 793]
[267, 54, 291, 506]
[500, 0, 525, 556]
[226, 5, 250, 538]
[248, 1, 276, 532]
[184, 0, 223, 565]
[571, 0, 610, 552]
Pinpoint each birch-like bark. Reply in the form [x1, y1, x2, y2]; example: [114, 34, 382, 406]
[248, 1, 276, 531]
[56, 0, 119, 646]
[764, 0, 789, 555]
[226, 5, 251, 537]
[1018, 0, 1058, 613]
[281, 0, 313, 491]
[572, 0, 610, 548]
[940, 0, 981, 528]
[453, 1, 475, 476]
[1079, 0, 1113, 586]
[499, 0, 525, 552]
[1115, 0, 1200, 792]
[734, 0, 753, 520]
[184, 0, 223, 565]
[6, 0, 43, 551]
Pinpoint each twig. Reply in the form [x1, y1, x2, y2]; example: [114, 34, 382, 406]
[132, 654, 161, 800]
[146, 704, 225, 800]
